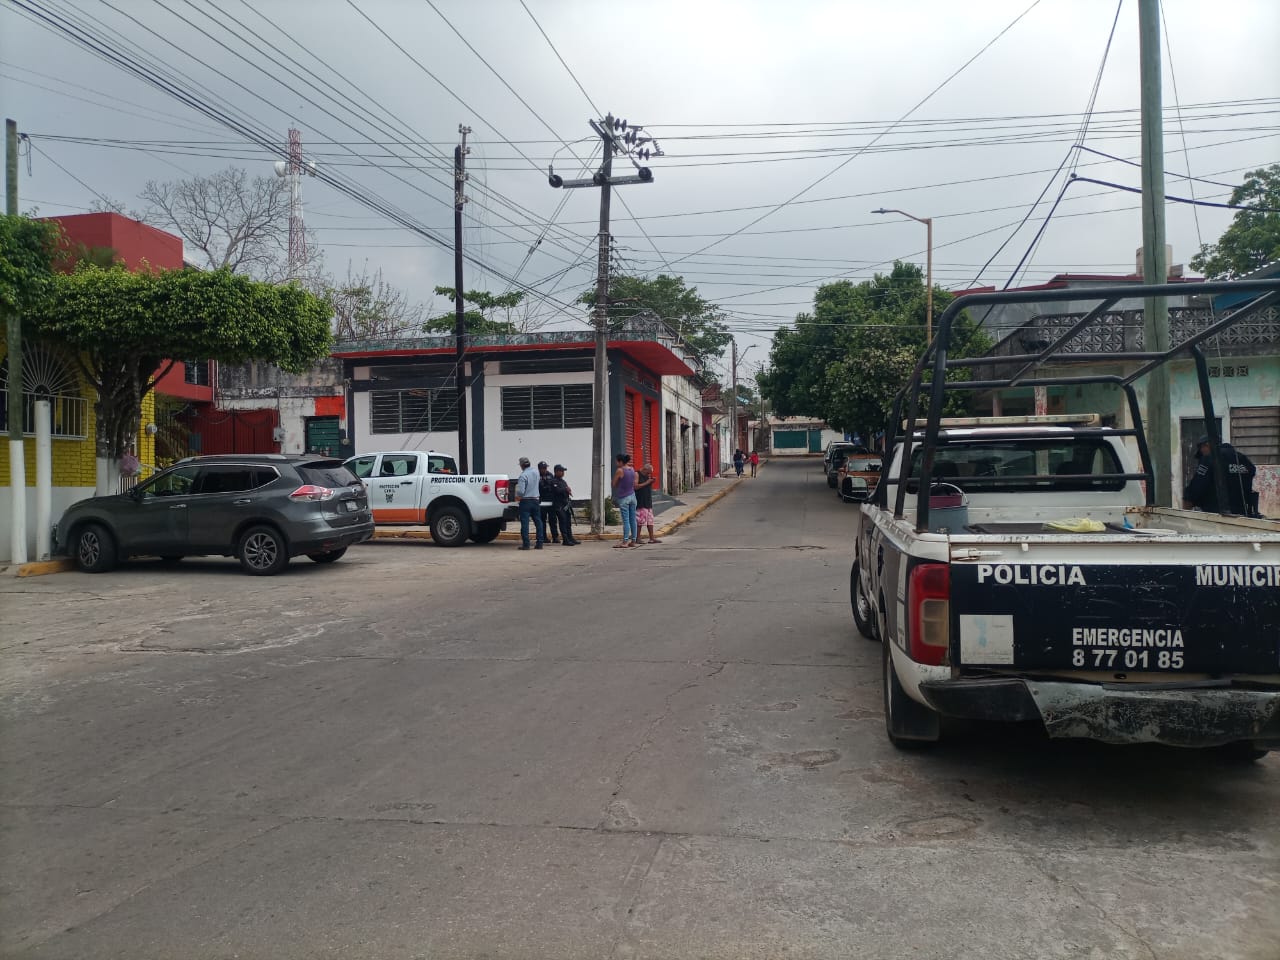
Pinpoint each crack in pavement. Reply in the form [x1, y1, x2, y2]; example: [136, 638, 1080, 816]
[1022, 852, 1160, 960]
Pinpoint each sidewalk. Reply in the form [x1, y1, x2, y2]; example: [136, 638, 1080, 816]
[372, 466, 763, 544]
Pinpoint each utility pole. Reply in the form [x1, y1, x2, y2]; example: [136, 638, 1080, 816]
[549, 114, 659, 533]
[1139, 0, 1172, 505]
[729, 340, 738, 458]
[7, 118, 27, 566]
[453, 125, 471, 473]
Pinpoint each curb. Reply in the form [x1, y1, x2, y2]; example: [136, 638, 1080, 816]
[14, 558, 75, 578]
[370, 478, 748, 545]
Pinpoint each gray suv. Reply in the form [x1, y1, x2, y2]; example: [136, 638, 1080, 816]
[53, 455, 374, 576]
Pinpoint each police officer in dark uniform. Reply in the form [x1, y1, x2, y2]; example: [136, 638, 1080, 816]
[549, 464, 579, 545]
[537, 461, 560, 543]
[1182, 435, 1259, 516]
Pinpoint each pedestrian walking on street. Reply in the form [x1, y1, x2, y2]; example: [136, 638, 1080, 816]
[612, 453, 639, 548]
[538, 461, 561, 543]
[635, 462, 662, 544]
[733, 449, 745, 477]
[514, 456, 546, 550]
[749, 450, 759, 478]
[550, 464, 580, 545]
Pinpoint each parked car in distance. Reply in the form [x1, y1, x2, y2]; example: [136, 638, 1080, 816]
[823, 441, 868, 474]
[54, 455, 373, 576]
[838, 455, 883, 502]
[827, 446, 871, 488]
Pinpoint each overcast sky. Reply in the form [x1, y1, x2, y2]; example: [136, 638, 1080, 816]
[3, 0, 1277, 380]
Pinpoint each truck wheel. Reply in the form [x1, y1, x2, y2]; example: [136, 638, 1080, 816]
[851, 562, 878, 641]
[74, 522, 118, 573]
[882, 641, 940, 749]
[238, 525, 289, 576]
[469, 520, 502, 544]
[430, 505, 469, 547]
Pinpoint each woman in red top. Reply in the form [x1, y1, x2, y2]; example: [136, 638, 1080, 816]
[749, 450, 759, 477]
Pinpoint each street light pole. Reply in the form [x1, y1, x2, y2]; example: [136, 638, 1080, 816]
[872, 208, 933, 343]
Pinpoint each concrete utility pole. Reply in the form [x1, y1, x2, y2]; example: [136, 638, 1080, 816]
[548, 114, 658, 533]
[1139, 0, 1172, 505]
[729, 340, 738, 459]
[7, 117, 28, 566]
[453, 125, 471, 474]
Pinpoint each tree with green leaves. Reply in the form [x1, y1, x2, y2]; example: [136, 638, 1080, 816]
[580, 274, 731, 369]
[28, 261, 331, 461]
[758, 262, 990, 439]
[425, 288, 523, 336]
[1190, 163, 1280, 279]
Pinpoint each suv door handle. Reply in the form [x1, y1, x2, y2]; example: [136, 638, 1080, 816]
[399, 481, 413, 486]
[233, 498, 252, 505]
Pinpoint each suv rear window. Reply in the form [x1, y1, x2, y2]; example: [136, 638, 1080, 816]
[297, 460, 361, 488]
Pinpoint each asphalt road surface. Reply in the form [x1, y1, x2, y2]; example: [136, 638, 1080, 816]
[2, 457, 1276, 959]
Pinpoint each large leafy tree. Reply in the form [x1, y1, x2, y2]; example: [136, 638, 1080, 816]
[581, 274, 731, 369]
[29, 262, 331, 460]
[425, 288, 523, 336]
[1190, 163, 1280, 279]
[759, 262, 990, 438]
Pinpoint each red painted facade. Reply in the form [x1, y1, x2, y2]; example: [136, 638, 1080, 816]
[45, 213, 215, 406]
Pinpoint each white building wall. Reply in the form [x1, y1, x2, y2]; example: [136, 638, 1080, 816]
[661, 375, 704, 491]
[0, 486, 95, 563]
[481, 362, 596, 479]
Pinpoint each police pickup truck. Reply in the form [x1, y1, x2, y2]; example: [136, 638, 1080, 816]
[344, 450, 516, 547]
[851, 278, 1280, 759]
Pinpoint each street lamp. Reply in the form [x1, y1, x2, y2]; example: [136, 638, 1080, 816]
[872, 208, 933, 343]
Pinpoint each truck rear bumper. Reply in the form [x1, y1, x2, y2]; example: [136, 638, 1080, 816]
[918, 677, 1280, 747]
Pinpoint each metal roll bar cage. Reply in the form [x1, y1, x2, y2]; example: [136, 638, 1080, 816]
[881, 279, 1280, 532]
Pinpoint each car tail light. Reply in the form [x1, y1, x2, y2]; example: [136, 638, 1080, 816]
[495, 479, 511, 503]
[290, 484, 335, 502]
[908, 563, 950, 666]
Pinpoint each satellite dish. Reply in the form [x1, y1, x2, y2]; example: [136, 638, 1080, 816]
[305, 160, 318, 176]
[273, 160, 288, 177]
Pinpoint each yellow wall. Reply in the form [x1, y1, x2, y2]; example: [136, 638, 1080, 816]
[0, 346, 156, 487]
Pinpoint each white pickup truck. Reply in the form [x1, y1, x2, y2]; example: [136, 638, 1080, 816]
[851, 278, 1280, 759]
[343, 450, 516, 547]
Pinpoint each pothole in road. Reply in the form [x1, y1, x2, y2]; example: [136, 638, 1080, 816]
[757, 749, 841, 772]
[896, 814, 981, 838]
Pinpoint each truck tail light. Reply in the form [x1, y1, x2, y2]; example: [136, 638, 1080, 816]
[908, 563, 950, 666]
[495, 479, 511, 503]
[290, 484, 335, 502]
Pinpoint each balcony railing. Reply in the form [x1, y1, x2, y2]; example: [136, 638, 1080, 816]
[4, 393, 90, 439]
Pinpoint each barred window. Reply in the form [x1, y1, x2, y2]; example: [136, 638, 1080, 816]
[369, 388, 459, 434]
[501, 384, 593, 430]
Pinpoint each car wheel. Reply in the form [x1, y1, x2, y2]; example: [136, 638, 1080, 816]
[74, 522, 117, 573]
[851, 562, 878, 641]
[307, 548, 347, 564]
[827, 473, 837, 488]
[238, 525, 289, 576]
[430, 505, 469, 547]
[469, 520, 502, 544]
[158, 555, 183, 565]
[883, 640, 940, 749]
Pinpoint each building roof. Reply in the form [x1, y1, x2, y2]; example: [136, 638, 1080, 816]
[333, 329, 696, 377]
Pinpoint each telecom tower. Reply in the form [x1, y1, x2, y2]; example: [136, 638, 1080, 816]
[274, 128, 315, 280]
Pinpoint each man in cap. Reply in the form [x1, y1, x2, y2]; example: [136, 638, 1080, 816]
[537, 461, 561, 543]
[514, 456, 546, 549]
[549, 464, 580, 545]
[1183, 434, 1258, 516]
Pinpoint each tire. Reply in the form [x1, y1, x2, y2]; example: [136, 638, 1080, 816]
[883, 640, 940, 749]
[469, 520, 502, 544]
[307, 548, 347, 564]
[430, 505, 470, 547]
[851, 562, 878, 641]
[158, 555, 183, 565]
[237, 525, 289, 576]
[827, 473, 837, 488]
[73, 522, 117, 573]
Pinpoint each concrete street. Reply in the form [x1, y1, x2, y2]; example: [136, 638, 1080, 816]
[1, 457, 1276, 959]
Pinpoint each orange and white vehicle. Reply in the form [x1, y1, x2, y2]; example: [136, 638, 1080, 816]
[343, 450, 515, 547]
